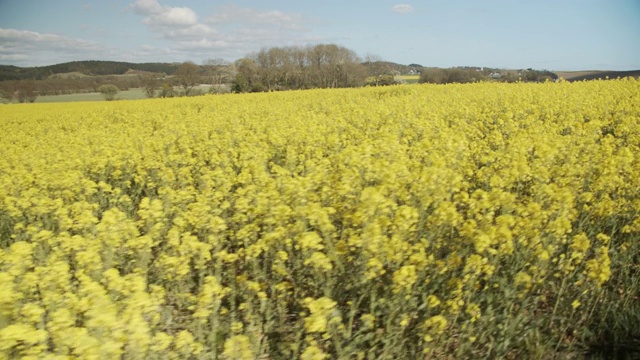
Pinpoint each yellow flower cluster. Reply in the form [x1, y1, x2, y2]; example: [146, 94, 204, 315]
[1, 78, 639, 358]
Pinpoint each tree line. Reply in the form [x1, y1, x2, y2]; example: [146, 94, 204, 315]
[137, 44, 371, 97]
[419, 67, 558, 84]
[0, 43, 566, 102]
[231, 44, 368, 92]
[0, 75, 145, 102]
[0, 61, 180, 81]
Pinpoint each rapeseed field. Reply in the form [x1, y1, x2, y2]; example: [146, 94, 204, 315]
[1, 79, 640, 359]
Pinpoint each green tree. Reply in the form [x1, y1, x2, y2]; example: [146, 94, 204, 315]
[98, 84, 119, 101]
[364, 54, 397, 86]
[232, 58, 261, 93]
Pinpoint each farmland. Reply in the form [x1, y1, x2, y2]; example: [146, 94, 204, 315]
[0, 88, 148, 104]
[400, 75, 420, 83]
[1, 79, 640, 359]
[0, 85, 216, 104]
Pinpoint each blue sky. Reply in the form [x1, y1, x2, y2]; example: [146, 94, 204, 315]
[0, 0, 638, 70]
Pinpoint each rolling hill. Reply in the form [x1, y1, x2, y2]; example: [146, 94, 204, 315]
[0, 61, 181, 81]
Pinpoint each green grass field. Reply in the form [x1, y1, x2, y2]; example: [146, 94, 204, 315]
[364, 75, 420, 85]
[1, 85, 214, 104]
[400, 75, 420, 84]
[0, 88, 147, 104]
[39, 88, 149, 103]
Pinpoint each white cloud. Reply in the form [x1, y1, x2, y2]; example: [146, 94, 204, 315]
[144, 6, 198, 27]
[130, 0, 163, 15]
[392, 4, 415, 13]
[129, 44, 178, 60]
[130, 0, 214, 40]
[0, 53, 29, 62]
[0, 1, 324, 66]
[207, 5, 307, 31]
[0, 28, 107, 65]
[176, 38, 230, 50]
[161, 23, 216, 39]
[127, 1, 319, 62]
[0, 28, 95, 46]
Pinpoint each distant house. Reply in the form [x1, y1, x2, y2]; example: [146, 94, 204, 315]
[489, 72, 502, 79]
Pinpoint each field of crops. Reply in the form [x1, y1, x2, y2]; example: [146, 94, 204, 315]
[1, 79, 640, 359]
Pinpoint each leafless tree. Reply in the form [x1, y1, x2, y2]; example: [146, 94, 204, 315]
[203, 58, 235, 92]
[174, 61, 201, 96]
[15, 81, 38, 103]
[234, 44, 366, 92]
[141, 73, 163, 98]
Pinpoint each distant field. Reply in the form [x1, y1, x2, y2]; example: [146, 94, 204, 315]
[400, 75, 420, 83]
[555, 70, 640, 81]
[365, 75, 420, 85]
[0, 88, 147, 104]
[555, 71, 603, 80]
[39, 88, 148, 103]
[1, 85, 213, 104]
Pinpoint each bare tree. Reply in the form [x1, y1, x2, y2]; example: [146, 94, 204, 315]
[0, 84, 15, 103]
[141, 73, 164, 98]
[13, 81, 39, 103]
[306, 44, 366, 88]
[203, 58, 235, 90]
[290, 46, 309, 89]
[232, 44, 367, 92]
[174, 61, 201, 96]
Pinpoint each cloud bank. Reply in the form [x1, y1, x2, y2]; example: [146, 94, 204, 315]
[129, 0, 316, 61]
[392, 4, 415, 13]
[0, 28, 106, 65]
[1, 0, 321, 66]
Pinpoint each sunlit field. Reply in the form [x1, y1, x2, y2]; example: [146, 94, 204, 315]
[1, 79, 640, 359]
[400, 74, 420, 83]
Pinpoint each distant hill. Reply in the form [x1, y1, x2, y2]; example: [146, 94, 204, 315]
[362, 61, 423, 75]
[3, 60, 423, 82]
[4, 59, 637, 84]
[554, 70, 640, 82]
[0, 61, 180, 81]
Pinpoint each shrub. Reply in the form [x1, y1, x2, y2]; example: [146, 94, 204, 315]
[98, 84, 119, 101]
